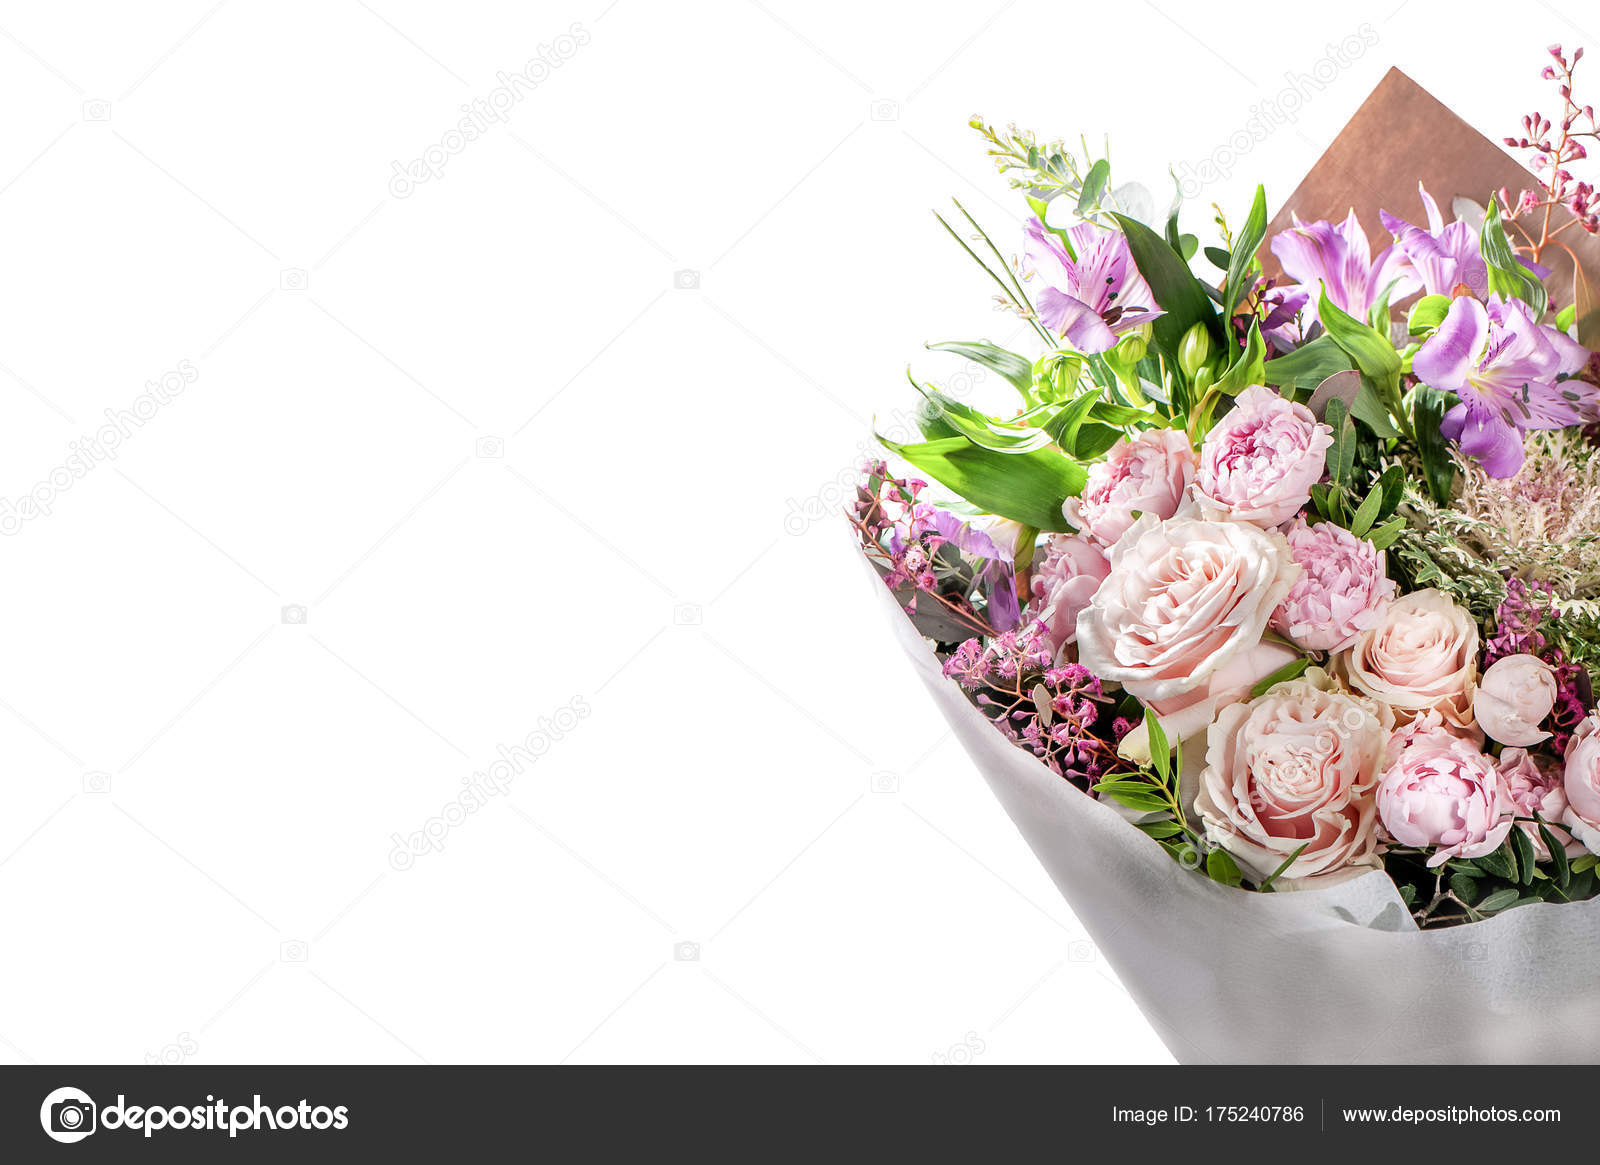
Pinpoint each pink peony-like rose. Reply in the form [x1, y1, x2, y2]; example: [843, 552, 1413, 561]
[1062, 428, 1196, 547]
[1473, 653, 1557, 747]
[1563, 714, 1600, 856]
[1271, 517, 1396, 652]
[1028, 534, 1110, 656]
[1498, 748, 1582, 861]
[1076, 513, 1299, 733]
[1195, 385, 1334, 527]
[1195, 672, 1392, 886]
[1376, 727, 1513, 866]
[1341, 588, 1480, 729]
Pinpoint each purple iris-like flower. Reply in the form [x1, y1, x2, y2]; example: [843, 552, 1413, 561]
[1412, 296, 1596, 476]
[1379, 183, 1490, 298]
[1269, 210, 1420, 325]
[929, 509, 1021, 631]
[1022, 219, 1163, 354]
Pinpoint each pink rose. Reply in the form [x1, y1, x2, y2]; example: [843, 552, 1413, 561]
[1195, 673, 1392, 885]
[1195, 385, 1334, 527]
[1341, 588, 1480, 730]
[1562, 714, 1600, 856]
[1028, 534, 1110, 655]
[1271, 517, 1396, 652]
[1498, 748, 1582, 861]
[1473, 653, 1557, 746]
[1063, 428, 1196, 547]
[1376, 728, 1513, 866]
[1076, 514, 1299, 734]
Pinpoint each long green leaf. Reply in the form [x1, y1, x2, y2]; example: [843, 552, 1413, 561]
[1110, 212, 1220, 359]
[1263, 335, 1354, 396]
[925, 341, 1032, 393]
[876, 434, 1085, 531]
[1222, 185, 1267, 321]
[1481, 196, 1548, 319]
[1414, 387, 1455, 504]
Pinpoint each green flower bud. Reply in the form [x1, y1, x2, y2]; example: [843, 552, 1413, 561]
[1115, 322, 1153, 365]
[1178, 322, 1213, 380]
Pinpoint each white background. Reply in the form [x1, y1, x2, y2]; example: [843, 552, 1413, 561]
[0, 0, 1589, 1065]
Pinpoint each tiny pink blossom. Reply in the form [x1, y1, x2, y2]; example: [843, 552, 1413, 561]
[1271, 517, 1395, 652]
[1196, 386, 1334, 527]
[1062, 428, 1195, 547]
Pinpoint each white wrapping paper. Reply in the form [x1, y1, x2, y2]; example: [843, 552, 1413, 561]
[876, 572, 1600, 1064]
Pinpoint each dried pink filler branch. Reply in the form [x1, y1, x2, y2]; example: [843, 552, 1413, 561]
[1504, 44, 1600, 262]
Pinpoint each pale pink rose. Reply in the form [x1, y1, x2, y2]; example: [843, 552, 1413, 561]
[1271, 517, 1396, 652]
[1195, 385, 1334, 527]
[1028, 534, 1110, 656]
[1341, 588, 1480, 730]
[1195, 673, 1392, 885]
[1498, 748, 1582, 861]
[1076, 514, 1299, 714]
[1562, 714, 1600, 856]
[1473, 653, 1557, 747]
[1376, 727, 1513, 866]
[1063, 428, 1196, 547]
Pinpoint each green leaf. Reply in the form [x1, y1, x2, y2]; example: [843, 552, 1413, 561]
[1111, 213, 1220, 361]
[1349, 482, 1384, 538]
[1204, 245, 1231, 270]
[1574, 854, 1598, 874]
[1449, 871, 1481, 904]
[925, 341, 1033, 394]
[1413, 386, 1455, 504]
[1072, 422, 1123, 460]
[1257, 843, 1309, 892]
[1323, 398, 1356, 488]
[1135, 819, 1185, 840]
[1481, 196, 1548, 319]
[876, 434, 1085, 531]
[908, 378, 1054, 453]
[1146, 713, 1171, 780]
[1263, 335, 1354, 395]
[1205, 847, 1244, 888]
[1538, 822, 1571, 890]
[1042, 392, 1103, 457]
[1511, 827, 1537, 886]
[1408, 294, 1452, 335]
[1222, 185, 1268, 321]
[1477, 887, 1521, 913]
[1557, 303, 1577, 332]
[1090, 783, 1171, 814]
[1365, 516, 1406, 550]
[1477, 843, 1516, 882]
[1249, 655, 1311, 698]
[1212, 320, 1266, 397]
[1374, 464, 1406, 520]
[1076, 158, 1110, 217]
[1316, 287, 1402, 439]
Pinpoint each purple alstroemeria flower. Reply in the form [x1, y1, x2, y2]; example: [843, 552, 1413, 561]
[1379, 183, 1490, 298]
[1259, 284, 1310, 351]
[929, 509, 1021, 631]
[1022, 219, 1163, 354]
[1269, 210, 1420, 325]
[1412, 295, 1596, 476]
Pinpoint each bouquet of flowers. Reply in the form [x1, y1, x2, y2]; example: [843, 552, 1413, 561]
[854, 50, 1600, 1062]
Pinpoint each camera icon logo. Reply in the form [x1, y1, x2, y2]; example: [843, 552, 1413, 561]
[673, 269, 700, 290]
[280, 939, 309, 963]
[82, 771, 112, 794]
[279, 268, 309, 291]
[1067, 939, 1097, 963]
[673, 941, 700, 962]
[673, 603, 703, 626]
[870, 770, 900, 794]
[281, 604, 308, 625]
[81, 99, 112, 122]
[869, 98, 900, 121]
[40, 1087, 96, 1144]
[1463, 941, 1488, 962]
[475, 436, 504, 459]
